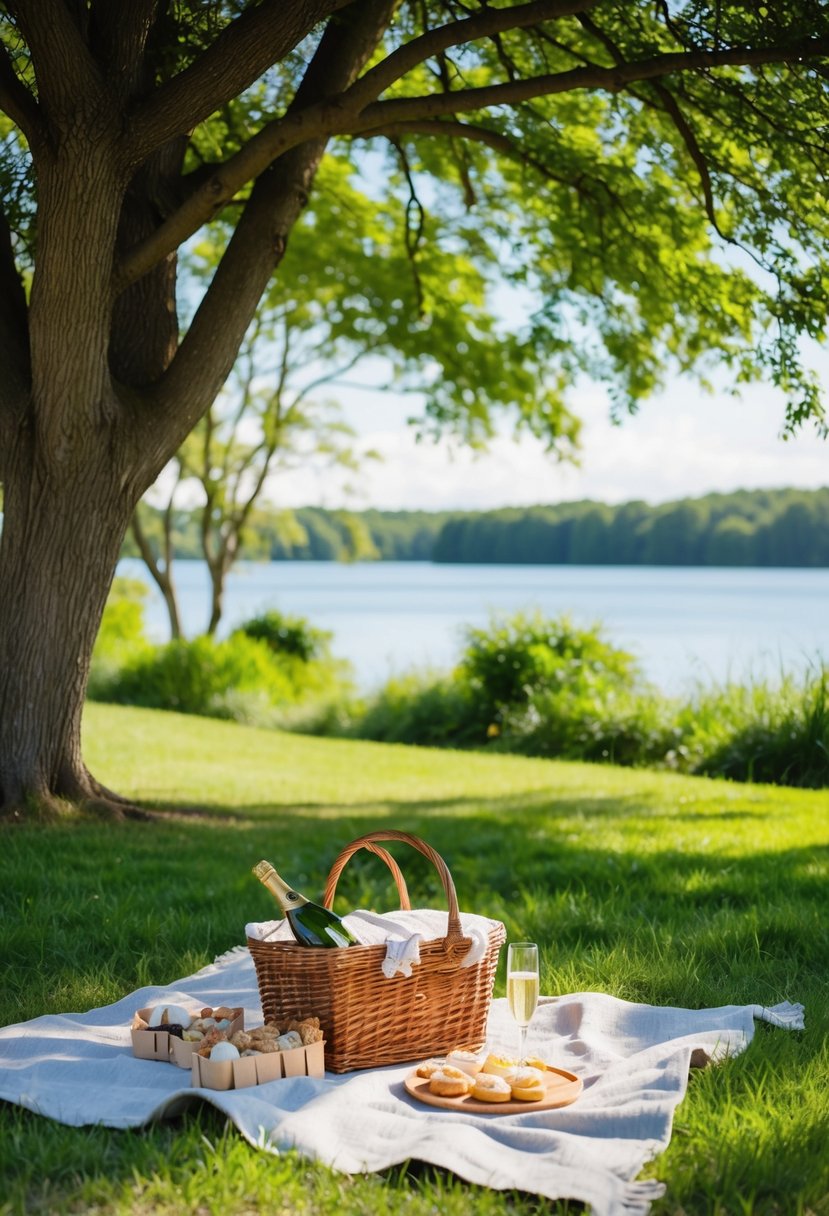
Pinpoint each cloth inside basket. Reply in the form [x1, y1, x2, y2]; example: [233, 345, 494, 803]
[245, 908, 498, 976]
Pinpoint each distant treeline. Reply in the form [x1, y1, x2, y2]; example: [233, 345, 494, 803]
[122, 487, 829, 567]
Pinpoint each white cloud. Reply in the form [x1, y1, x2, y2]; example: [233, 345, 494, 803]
[265, 376, 828, 511]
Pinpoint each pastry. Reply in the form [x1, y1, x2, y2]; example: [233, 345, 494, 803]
[481, 1052, 518, 1078]
[508, 1066, 546, 1101]
[247, 1026, 281, 1053]
[213, 1006, 240, 1021]
[524, 1055, 548, 1072]
[470, 1073, 512, 1103]
[505, 1065, 545, 1087]
[428, 1066, 472, 1097]
[196, 1028, 228, 1057]
[416, 1058, 445, 1079]
[446, 1048, 484, 1077]
[287, 1016, 324, 1046]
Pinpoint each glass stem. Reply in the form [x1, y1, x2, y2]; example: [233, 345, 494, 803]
[518, 1024, 528, 1064]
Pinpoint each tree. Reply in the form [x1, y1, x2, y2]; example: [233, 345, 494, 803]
[1, 1, 828, 816]
[131, 314, 363, 639]
[132, 149, 543, 638]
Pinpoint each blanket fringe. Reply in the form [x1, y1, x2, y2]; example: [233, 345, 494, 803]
[759, 1001, 805, 1030]
[211, 944, 250, 968]
[622, 1180, 667, 1214]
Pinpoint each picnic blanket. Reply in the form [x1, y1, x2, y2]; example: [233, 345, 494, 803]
[0, 945, 803, 1216]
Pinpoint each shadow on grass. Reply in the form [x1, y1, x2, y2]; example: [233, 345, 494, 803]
[132, 784, 773, 822]
[2, 783, 827, 1216]
[4, 789, 827, 1011]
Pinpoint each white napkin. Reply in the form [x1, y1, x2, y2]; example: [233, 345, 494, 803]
[381, 934, 423, 978]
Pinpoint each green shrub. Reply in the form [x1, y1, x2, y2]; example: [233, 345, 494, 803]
[88, 577, 153, 699]
[234, 610, 332, 663]
[679, 668, 829, 788]
[351, 671, 480, 748]
[91, 604, 355, 728]
[350, 613, 647, 755]
[345, 613, 827, 788]
[93, 577, 149, 655]
[96, 634, 294, 723]
[499, 686, 679, 767]
[459, 611, 640, 734]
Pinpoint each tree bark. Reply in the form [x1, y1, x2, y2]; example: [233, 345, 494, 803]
[0, 1, 398, 817]
[0, 437, 137, 814]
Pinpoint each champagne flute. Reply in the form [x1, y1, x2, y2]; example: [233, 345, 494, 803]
[507, 941, 539, 1063]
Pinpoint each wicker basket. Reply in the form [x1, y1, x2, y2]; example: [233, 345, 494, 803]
[247, 830, 506, 1073]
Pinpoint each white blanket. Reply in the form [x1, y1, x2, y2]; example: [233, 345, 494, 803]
[0, 946, 803, 1216]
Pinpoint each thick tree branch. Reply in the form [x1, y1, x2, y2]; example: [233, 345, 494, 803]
[142, 0, 398, 467]
[8, 0, 104, 116]
[342, 0, 601, 111]
[123, 0, 355, 167]
[115, 33, 829, 294]
[0, 39, 44, 145]
[89, 0, 157, 98]
[356, 39, 829, 126]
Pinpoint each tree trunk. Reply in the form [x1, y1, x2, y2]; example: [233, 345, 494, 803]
[130, 512, 183, 640]
[0, 444, 136, 816]
[0, 0, 397, 818]
[205, 543, 236, 637]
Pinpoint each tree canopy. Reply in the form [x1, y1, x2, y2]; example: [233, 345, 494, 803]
[0, 0, 828, 814]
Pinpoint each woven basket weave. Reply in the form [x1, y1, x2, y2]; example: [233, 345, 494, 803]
[247, 830, 506, 1073]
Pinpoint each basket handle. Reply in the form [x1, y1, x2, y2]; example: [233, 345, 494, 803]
[323, 830, 471, 959]
[323, 841, 412, 912]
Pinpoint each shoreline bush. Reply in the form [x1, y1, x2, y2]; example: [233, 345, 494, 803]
[341, 613, 828, 789]
[89, 588, 828, 788]
[90, 590, 354, 728]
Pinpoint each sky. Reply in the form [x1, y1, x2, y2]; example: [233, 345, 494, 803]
[267, 358, 829, 513]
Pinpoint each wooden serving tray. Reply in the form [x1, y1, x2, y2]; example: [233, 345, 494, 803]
[404, 1065, 582, 1114]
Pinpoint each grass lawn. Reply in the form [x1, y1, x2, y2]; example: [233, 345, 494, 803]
[1, 702, 828, 1215]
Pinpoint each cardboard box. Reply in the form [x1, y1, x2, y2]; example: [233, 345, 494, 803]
[191, 1038, 325, 1090]
[131, 1006, 244, 1066]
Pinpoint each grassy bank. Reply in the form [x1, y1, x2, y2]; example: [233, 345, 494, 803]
[2, 704, 828, 1214]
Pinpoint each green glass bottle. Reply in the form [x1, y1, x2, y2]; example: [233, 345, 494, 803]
[252, 860, 358, 948]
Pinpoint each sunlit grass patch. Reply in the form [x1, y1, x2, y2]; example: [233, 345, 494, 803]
[1, 703, 827, 1215]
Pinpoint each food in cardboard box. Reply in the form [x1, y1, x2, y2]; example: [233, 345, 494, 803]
[192, 1036, 325, 1090]
[146, 1003, 193, 1029]
[132, 1003, 244, 1065]
[197, 1015, 322, 1061]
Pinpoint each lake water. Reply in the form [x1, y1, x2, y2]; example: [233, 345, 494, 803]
[117, 559, 829, 694]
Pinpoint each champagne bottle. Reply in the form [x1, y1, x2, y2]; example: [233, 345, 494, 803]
[252, 860, 358, 948]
